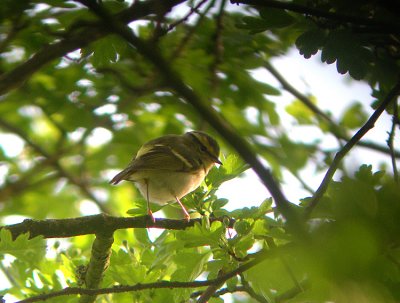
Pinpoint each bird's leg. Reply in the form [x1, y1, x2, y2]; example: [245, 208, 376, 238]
[145, 179, 155, 223]
[175, 196, 190, 222]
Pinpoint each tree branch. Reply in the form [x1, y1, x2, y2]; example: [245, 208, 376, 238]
[0, 118, 111, 213]
[387, 98, 399, 182]
[197, 270, 226, 303]
[209, 0, 227, 93]
[79, 232, 114, 303]
[264, 61, 400, 158]
[191, 278, 309, 302]
[240, 273, 270, 303]
[305, 80, 400, 217]
[170, 0, 216, 59]
[264, 61, 333, 124]
[167, 0, 209, 32]
[78, 0, 304, 235]
[275, 279, 310, 302]
[0, 0, 186, 97]
[230, 0, 400, 34]
[1, 213, 235, 239]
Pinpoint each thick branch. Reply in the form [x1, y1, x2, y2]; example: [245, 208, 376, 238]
[1, 214, 235, 239]
[305, 80, 400, 216]
[80, 232, 114, 303]
[230, 0, 400, 34]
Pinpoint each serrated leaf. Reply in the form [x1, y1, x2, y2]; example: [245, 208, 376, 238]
[320, 30, 372, 80]
[0, 229, 46, 265]
[206, 154, 250, 188]
[296, 29, 326, 59]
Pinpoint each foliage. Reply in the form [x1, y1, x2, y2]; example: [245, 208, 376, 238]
[0, 0, 399, 302]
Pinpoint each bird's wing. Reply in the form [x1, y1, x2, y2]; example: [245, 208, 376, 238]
[109, 141, 198, 184]
[132, 143, 195, 171]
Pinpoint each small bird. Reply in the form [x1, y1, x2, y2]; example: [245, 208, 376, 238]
[110, 131, 221, 221]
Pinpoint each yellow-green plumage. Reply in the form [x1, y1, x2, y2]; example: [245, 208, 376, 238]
[110, 131, 221, 221]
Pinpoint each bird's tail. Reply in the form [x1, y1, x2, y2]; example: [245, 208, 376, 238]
[109, 169, 131, 185]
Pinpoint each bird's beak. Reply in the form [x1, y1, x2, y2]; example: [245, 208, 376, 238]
[214, 157, 222, 165]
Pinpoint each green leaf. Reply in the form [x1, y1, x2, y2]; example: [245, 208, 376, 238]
[177, 221, 224, 247]
[172, 251, 210, 281]
[340, 102, 368, 129]
[237, 16, 269, 34]
[232, 234, 255, 259]
[259, 8, 295, 28]
[278, 135, 315, 171]
[285, 98, 317, 124]
[296, 29, 326, 59]
[89, 37, 119, 67]
[0, 230, 46, 265]
[126, 200, 162, 217]
[259, 82, 281, 96]
[320, 30, 372, 80]
[246, 258, 295, 298]
[206, 154, 250, 188]
[234, 220, 252, 236]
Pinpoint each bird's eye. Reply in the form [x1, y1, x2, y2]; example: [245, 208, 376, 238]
[200, 145, 207, 152]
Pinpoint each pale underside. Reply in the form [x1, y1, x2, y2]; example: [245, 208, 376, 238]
[128, 169, 207, 204]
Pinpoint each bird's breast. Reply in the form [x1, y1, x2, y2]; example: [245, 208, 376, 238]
[134, 170, 207, 204]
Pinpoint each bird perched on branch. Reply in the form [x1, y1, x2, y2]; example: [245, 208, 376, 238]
[110, 131, 221, 221]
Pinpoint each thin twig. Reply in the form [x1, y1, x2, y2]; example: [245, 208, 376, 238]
[170, 0, 217, 59]
[191, 279, 310, 302]
[305, 80, 400, 217]
[0, 15, 27, 54]
[191, 286, 246, 298]
[0, 0, 185, 96]
[264, 61, 400, 158]
[167, 0, 209, 32]
[0, 119, 111, 213]
[265, 237, 302, 293]
[264, 61, 333, 124]
[240, 273, 270, 303]
[197, 270, 226, 303]
[387, 98, 399, 182]
[275, 279, 310, 302]
[209, 0, 227, 92]
[290, 169, 315, 194]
